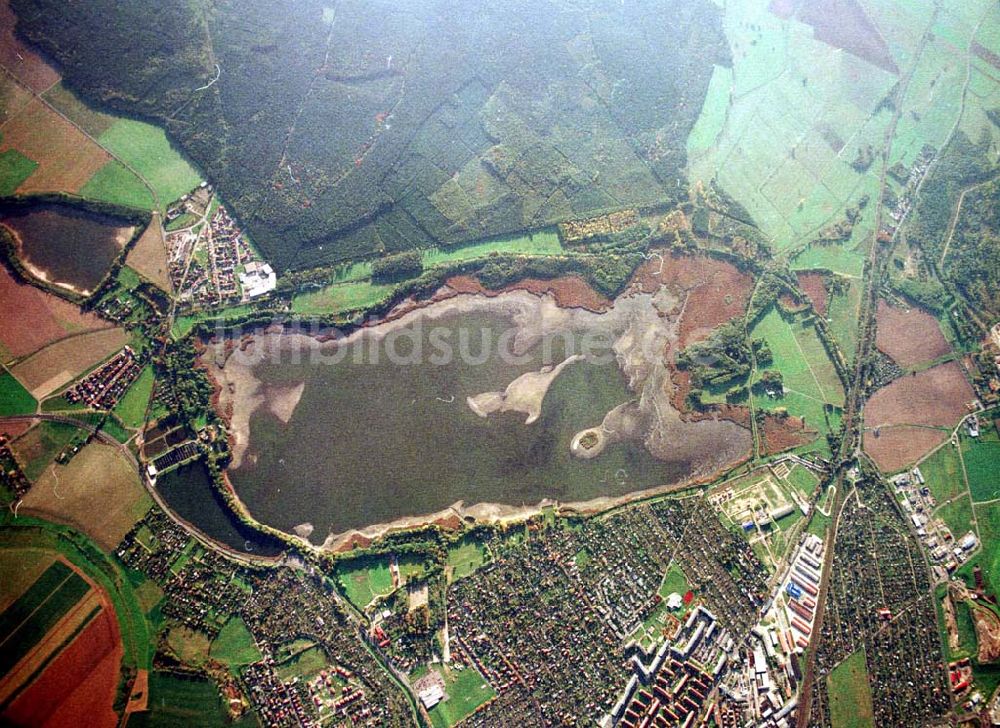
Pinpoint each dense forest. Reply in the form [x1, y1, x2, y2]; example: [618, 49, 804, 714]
[902, 130, 1000, 318]
[12, 0, 729, 270]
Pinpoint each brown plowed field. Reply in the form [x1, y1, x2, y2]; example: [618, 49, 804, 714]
[10, 326, 128, 399]
[863, 425, 948, 472]
[875, 300, 951, 368]
[0, 266, 111, 363]
[0, 99, 110, 195]
[445, 274, 612, 312]
[22, 442, 152, 550]
[865, 361, 974, 429]
[2, 607, 122, 728]
[762, 414, 816, 455]
[125, 213, 172, 293]
[0, 1, 59, 93]
[632, 251, 754, 347]
[797, 272, 828, 316]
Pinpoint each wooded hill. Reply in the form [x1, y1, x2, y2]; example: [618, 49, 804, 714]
[12, 0, 729, 270]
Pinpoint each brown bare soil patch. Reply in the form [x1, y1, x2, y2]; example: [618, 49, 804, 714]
[22, 442, 152, 550]
[774, 0, 898, 74]
[0, 266, 111, 363]
[0, 74, 32, 121]
[762, 414, 816, 455]
[863, 425, 948, 472]
[2, 607, 122, 728]
[631, 252, 754, 347]
[971, 603, 1000, 664]
[125, 668, 149, 714]
[125, 213, 172, 292]
[433, 514, 463, 531]
[10, 326, 128, 399]
[797, 272, 828, 316]
[0, 99, 109, 194]
[875, 299, 950, 368]
[0, 590, 100, 706]
[443, 274, 611, 312]
[0, 0, 59, 93]
[0, 417, 34, 440]
[865, 361, 974, 429]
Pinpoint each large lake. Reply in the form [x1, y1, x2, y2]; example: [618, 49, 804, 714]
[0, 202, 132, 293]
[209, 291, 751, 540]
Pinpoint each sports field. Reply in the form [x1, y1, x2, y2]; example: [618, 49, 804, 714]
[827, 647, 874, 728]
[750, 308, 844, 435]
[447, 537, 487, 581]
[428, 664, 496, 728]
[337, 557, 394, 610]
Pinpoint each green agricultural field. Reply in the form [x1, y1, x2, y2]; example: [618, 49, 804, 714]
[0, 368, 37, 416]
[936, 494, 975, 539]
[0, 560, 73, 635]
[15, 421, 83, 481]
[962, 430, 1000, 502]
[291, 280, 395, 316]
[428, 664, 496, 728]
[0, 561, 91, 674]
[918, 441, 966, 504]
[751, 308, 844, 435]
[422, 230, 563, 267]
[80, 160, 155, 210]
[827, 648, 874, 728]
[172, 304, 256, 339]
[687, 64, 732, 156]
[131, 671, 234, 728]
[971, 501, 1000, 596]
[101, 416, 133, 445]
[792, 242, 865, 279]
[276, 644, 328, 682]
[826, 279, 863, 366]
[113, 366, 155, 429]
[337, 557, 394, 610]
[96, 118, 202, 207]
[210, 617, 262, 666]
[447, 538, 486, 581]
[0, 149, 38, 195]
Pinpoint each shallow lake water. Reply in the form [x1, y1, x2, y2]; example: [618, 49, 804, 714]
[0, 202, 132, 292]
[226, 310, 685, 538]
